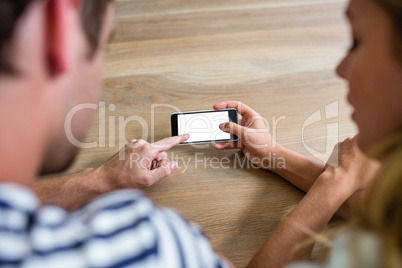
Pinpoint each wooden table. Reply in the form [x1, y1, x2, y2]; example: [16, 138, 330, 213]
[48, 0, 357, 266]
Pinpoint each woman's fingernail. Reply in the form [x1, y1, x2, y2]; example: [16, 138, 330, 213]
[219, 123, 226, 129]
[171, 162, 178, 171]
[131, 139, 137, 143]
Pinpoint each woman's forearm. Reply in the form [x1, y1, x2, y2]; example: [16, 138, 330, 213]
[247, 175, 350, 268]
[270, 145, 351, 219]
[271, 145, 326, 192]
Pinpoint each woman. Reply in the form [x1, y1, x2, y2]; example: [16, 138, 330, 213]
[214, 0, 402, 267]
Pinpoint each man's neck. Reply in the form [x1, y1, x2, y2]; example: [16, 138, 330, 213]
[0, 78, 47, 188]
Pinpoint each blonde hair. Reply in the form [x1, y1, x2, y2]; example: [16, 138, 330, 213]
[291, 0, 402, 264]
[346, 1, 402, 265]
[289, 132, 402, 267]
[355, 0, 402, 266]
[354, 131, 402, 267]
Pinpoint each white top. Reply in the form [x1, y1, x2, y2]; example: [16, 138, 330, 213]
[287, 230, 381, 268]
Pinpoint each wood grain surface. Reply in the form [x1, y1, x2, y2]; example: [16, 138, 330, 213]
[43, 0, 357, 266]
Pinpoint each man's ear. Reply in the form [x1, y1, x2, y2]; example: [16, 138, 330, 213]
[45, 0, 81, 76]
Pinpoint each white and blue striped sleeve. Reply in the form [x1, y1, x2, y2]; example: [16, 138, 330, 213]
[73, 189, 229, 268]
[0, 184, 229, 268]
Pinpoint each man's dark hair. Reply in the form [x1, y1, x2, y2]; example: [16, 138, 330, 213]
[0, 0, 113, 74]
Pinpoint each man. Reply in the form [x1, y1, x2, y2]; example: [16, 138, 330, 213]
[0, 0, 232, 267]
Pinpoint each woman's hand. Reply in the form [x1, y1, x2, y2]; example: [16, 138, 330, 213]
[320, 135, 380, 199]
[96, 134, 189, 189]
[213, 101, 279, 170]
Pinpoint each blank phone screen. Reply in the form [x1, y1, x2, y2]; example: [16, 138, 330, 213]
[177, 111, 231, 143]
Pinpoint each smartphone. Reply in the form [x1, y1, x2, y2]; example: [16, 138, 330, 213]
[171, 109, 239, 144]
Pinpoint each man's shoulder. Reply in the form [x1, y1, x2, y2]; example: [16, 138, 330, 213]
[0, 184, 228, 268]
[0, 183, 39, 211]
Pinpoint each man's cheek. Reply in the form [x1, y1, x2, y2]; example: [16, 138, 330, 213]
[85, 64, 103, 103]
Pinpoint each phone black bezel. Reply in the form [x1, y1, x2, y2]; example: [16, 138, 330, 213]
[171, 108, 239, 145]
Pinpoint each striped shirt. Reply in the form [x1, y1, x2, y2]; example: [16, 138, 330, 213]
[0, 184, 228, 268]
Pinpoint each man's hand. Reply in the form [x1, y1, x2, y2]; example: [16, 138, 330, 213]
[34, 134, 189, 211]
[213, 101, 278, 170]
[97, 134, 189, 189]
